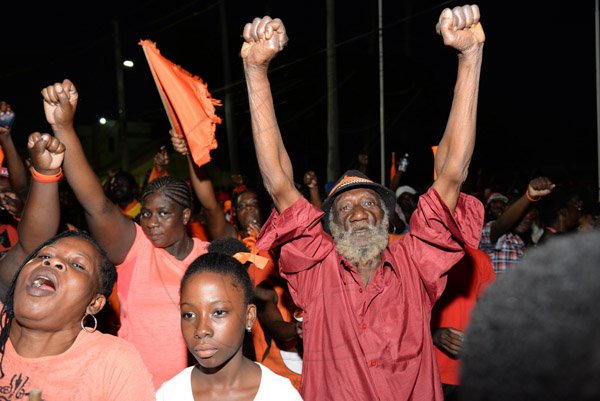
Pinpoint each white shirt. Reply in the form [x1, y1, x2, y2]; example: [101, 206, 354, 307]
[156, 362, 303, 401]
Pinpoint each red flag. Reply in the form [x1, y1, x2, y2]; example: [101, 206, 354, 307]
[390, 152, 396, 183]
[139, 39, 222, 167]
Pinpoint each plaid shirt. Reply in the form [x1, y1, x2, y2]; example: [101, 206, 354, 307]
[479, 220, 526, 273]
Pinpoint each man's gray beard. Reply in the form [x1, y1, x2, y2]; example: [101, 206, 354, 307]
[328, 207, 389, 266]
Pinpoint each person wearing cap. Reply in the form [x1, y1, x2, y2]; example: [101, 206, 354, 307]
[484, 192, 509, 222]
[241, 5, 485, 401]
[479, 177, 555, 273]
[395, 185, 418, 234]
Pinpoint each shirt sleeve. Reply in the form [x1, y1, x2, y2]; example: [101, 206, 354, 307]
[257, 196, 335, 275]
[403, 187, 484, 302]
[256, 197, 336, 307]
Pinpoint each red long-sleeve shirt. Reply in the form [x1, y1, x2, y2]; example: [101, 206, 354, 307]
[257, 188, 483, 401]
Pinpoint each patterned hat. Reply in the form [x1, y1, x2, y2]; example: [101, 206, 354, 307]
[320, 170, 396, 233]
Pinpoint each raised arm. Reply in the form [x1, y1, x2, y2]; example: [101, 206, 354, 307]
[303, 170, 322, 208]
[41, 79, 135, 263]
[0, 133, 64, 296]
[0, 101, 28, 200]
[241, 17, 300, 213]
[489, 177, 554, 243]
[431, 5, 485, 213]
[170, 130, 237, 240]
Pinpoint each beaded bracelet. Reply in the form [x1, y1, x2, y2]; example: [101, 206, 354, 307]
[525, 191, 541, 202]
[30, 167, 64, 183]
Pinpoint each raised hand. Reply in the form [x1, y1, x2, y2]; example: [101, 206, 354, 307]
[436, 4, 485, 56]
[154, 145, 170, 172]
[27, 132, 65, 174]
[169, 128, 189, 156]
[241, 16, 288, 68]
[0, 190, 24, 218]
[527, 176, 555, 200]
[0, 101, 15, 133]
[303, 170, 318, 189]
[41, 79, 79, 128]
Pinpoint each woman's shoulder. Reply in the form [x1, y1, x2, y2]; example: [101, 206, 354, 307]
[156, 366, 195, 400]
[255, 362, 303, 400]
[77, 330, 143, 355]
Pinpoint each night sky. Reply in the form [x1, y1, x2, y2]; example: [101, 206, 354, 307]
[1, 0, 597, 197]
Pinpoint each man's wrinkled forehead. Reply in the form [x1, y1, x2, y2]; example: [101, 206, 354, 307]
[332, 187, 381, 206]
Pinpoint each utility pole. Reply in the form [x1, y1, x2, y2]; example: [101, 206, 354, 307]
[596, 0, 600, 201]
[378, 0, 385, 185]
[326, 0, 340, 183]
[113, 19, 129, 171]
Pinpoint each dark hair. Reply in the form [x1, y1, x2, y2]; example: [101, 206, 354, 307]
[537, 187, 581, 226]
[141, 176, 193, 211]
[0, 230, 116, 377]
[460, 230, 600, 401]
[182, 252, 254, 306]
[208, 237, 251, 257]
[231, 188, 270, 226]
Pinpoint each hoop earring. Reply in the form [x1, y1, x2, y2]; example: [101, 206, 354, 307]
[81, 313, 98, 333]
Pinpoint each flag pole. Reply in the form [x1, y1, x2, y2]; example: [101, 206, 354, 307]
[141, 43, 177, 133]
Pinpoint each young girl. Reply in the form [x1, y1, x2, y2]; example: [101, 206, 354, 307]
[156, 252, 302, 400]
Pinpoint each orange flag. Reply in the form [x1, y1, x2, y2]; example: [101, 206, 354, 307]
[389, 152, 396, 183]
[139, 39, 222, 168]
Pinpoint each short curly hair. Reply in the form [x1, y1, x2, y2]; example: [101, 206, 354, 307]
[460, 230, 600, 401]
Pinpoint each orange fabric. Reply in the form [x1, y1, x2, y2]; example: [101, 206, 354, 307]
[148, 165, 169, 184]
[431, 247, 495, 385]
[139, 39, 222, 168]
[242, 235, 302, 391]
[251, 280, 303, 391]
[117, 224, 209, 388]
[120, 199, 142, 220]
[0, 146, 4, 167]
[233, 252, 270, 269]
[242, 235, 274, 285]
[1, 330, 155, 400]
[187, 220, 209, 242]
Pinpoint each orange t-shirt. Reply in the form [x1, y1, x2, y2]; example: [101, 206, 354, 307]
[431, 247, 495, 385]
[242, 236, 303, 391]
[187, 219, 209, 242]
[117, 223, 209, 388]
[0, 330, 155, 401]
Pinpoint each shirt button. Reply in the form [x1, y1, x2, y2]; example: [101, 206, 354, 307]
[358, 288, 363, 293]
[370, 360, 377, 367]
[361, 323, 368, 329]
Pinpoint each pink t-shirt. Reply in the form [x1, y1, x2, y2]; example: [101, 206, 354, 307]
[0, 330, 155, 401]
[117, 223, 208, 388]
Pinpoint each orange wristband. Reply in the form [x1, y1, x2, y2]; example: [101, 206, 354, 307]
[30, 167, 64, 183]
[525, 191, 541, 202]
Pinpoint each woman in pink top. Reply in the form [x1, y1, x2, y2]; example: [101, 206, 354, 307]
[0, 230, 156, 401]
[39, 79, 233, 388]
